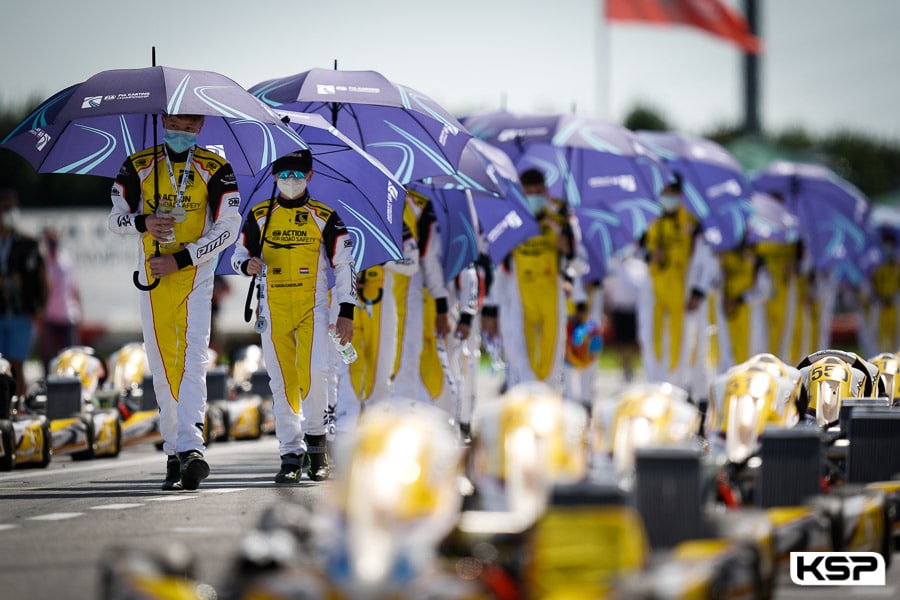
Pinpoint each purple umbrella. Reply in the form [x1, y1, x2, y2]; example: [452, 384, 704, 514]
[751, 160, 876, 283]
[406, 184, 479, 283]
[636, 130, 753, 250]
[462, 111, 668, 275]
[416, 138, 540, 265]
[462, 111, 669, 208]
[218, 111, 405, 275]
[1, 66, 308, 177]
[249, 68, 472, 184]
[746, 191, 800, 245]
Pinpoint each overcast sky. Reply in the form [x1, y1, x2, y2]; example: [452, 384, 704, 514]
[2, 0, 898, 142]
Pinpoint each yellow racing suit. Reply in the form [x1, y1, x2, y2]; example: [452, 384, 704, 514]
[232, 194, 356, 456]
[392, 191, 451, 405]
[640, 206, 698, 383]
[109, 144, 241, 456]
[484, 208, 571, 388]
[719, 246, 771, 364]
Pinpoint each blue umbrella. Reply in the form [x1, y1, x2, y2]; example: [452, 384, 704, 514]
[406, 184, 479, 284]
[249, 68, 473, 184]
[462, 111, 668, 275]
[751, 160, 877, 283]
[218, 111, 404, 274]
[416, 138, 540, 266]
[746, 191, 800, 245]
[1, 66, 308, 177]
[636, 130, 753, 250]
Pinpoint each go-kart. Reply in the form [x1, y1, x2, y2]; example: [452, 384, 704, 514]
[31, 346, 121, 460]
[102, 342, 161, 447]
[0, 359, 51, 470]
[205, 345, 274, 441]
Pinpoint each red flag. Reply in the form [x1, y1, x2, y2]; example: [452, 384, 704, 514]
[606, 0, 762, 54]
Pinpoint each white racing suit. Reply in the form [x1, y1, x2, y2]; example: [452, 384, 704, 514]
[109, 144, 241, 456]
[392, 191, 451, 407]
[232, 194, 356, 457]
[332, 224, 418, 433]
[485, 207, 582, 390]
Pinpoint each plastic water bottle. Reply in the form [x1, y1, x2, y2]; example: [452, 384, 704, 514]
[328, 324, 358, 364]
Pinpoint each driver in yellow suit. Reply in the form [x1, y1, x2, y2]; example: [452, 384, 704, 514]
[332, 222, 418, 433]
[639, 178, 701, 385]
[232, 150, 356, 484]
[392, 190, 452, 404]
[109, 113, 241, 491]
[718, 239, 771, 364]
[482, 168, 581, 389]
[858, 231, 899, 355]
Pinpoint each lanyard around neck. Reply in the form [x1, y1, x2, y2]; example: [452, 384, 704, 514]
[163, 146, 195, 208]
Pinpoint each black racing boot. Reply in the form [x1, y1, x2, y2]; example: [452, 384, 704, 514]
[178, 450, 210, 491]
[274, 453, 305, 484]
[161, 455, 183, 491]
[305, 434, 331, 482]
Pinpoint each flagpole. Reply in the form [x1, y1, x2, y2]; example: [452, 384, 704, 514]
[595, 0, 609, 119]
[742, 0, 761, 134]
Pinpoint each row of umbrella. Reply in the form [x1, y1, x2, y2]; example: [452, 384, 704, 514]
[0, 62, 887, 288]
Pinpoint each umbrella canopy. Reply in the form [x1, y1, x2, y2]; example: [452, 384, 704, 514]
[746, 191, 800, 245]
[416, 137, 540, 266]
[218, 111, 405, 274]
[249, 68, 472, 184]
[636, 130, 753, 250]
[868, 204, 900, 240]
[1, 66, 308, 177]
[751, 160, 877, 283]
[462, 111, 668, 276]
[463, 111, 669, 207]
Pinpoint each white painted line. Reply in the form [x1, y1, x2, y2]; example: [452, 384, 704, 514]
[145, 495, 199, 502]
[0, 524, 20, 531]
[90, 503, 145, 510]
[27, 512, 84, 521]
[201, 488, 248, 494]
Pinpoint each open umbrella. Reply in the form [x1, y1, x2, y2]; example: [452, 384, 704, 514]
[218, 110, 405, 275]
[746, 191, 800, 245]
[415, 137, 540, 266]
[463, 111, 668, 276]
[249, 68, 473, 184]
[751, 160, 877, 283]
[636, 130, 753, 250]
[1, 65, 308, 177]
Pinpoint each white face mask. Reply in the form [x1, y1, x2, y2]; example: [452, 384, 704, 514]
[525, 193, 547, 215]
[277, 178, 307, 199]
[659, 193, 680, 212]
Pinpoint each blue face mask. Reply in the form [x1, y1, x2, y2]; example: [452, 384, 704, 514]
[525, 194, 546, 215]
[164, 129, 198, 153]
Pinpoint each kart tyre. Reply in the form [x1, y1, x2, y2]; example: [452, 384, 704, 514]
[71, 415, 96, 461]
[39, 420, 51, 468]
[0, 420, 15, 471]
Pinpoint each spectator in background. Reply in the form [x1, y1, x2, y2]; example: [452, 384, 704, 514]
[39, 228, 82, 376]
[0, 188, 49, 398]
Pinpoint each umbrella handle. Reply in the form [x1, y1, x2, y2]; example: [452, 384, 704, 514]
[133, 241, 161, 291]
[133, 270, 160, 291]
[243, 275, 257, 322]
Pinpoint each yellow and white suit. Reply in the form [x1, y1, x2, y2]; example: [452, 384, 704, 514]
[858, 253, 900, 356]
[392, 191, 452, 407]
[485, 208, 574, 389]
[109, 145, 241, 456]
[638, 205, 700, 385]
[332, 225, 418, 433]
[718, 245, 772, 365]
[232, 194, 356, 457]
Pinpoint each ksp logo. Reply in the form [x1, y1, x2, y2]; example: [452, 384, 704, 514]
[789, 552, 885, 586]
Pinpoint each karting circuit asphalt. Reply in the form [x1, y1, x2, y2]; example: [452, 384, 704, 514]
[1, 366, 898, 599]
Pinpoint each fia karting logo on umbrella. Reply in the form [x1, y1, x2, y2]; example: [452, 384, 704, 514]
[81, 96, 103, 109]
